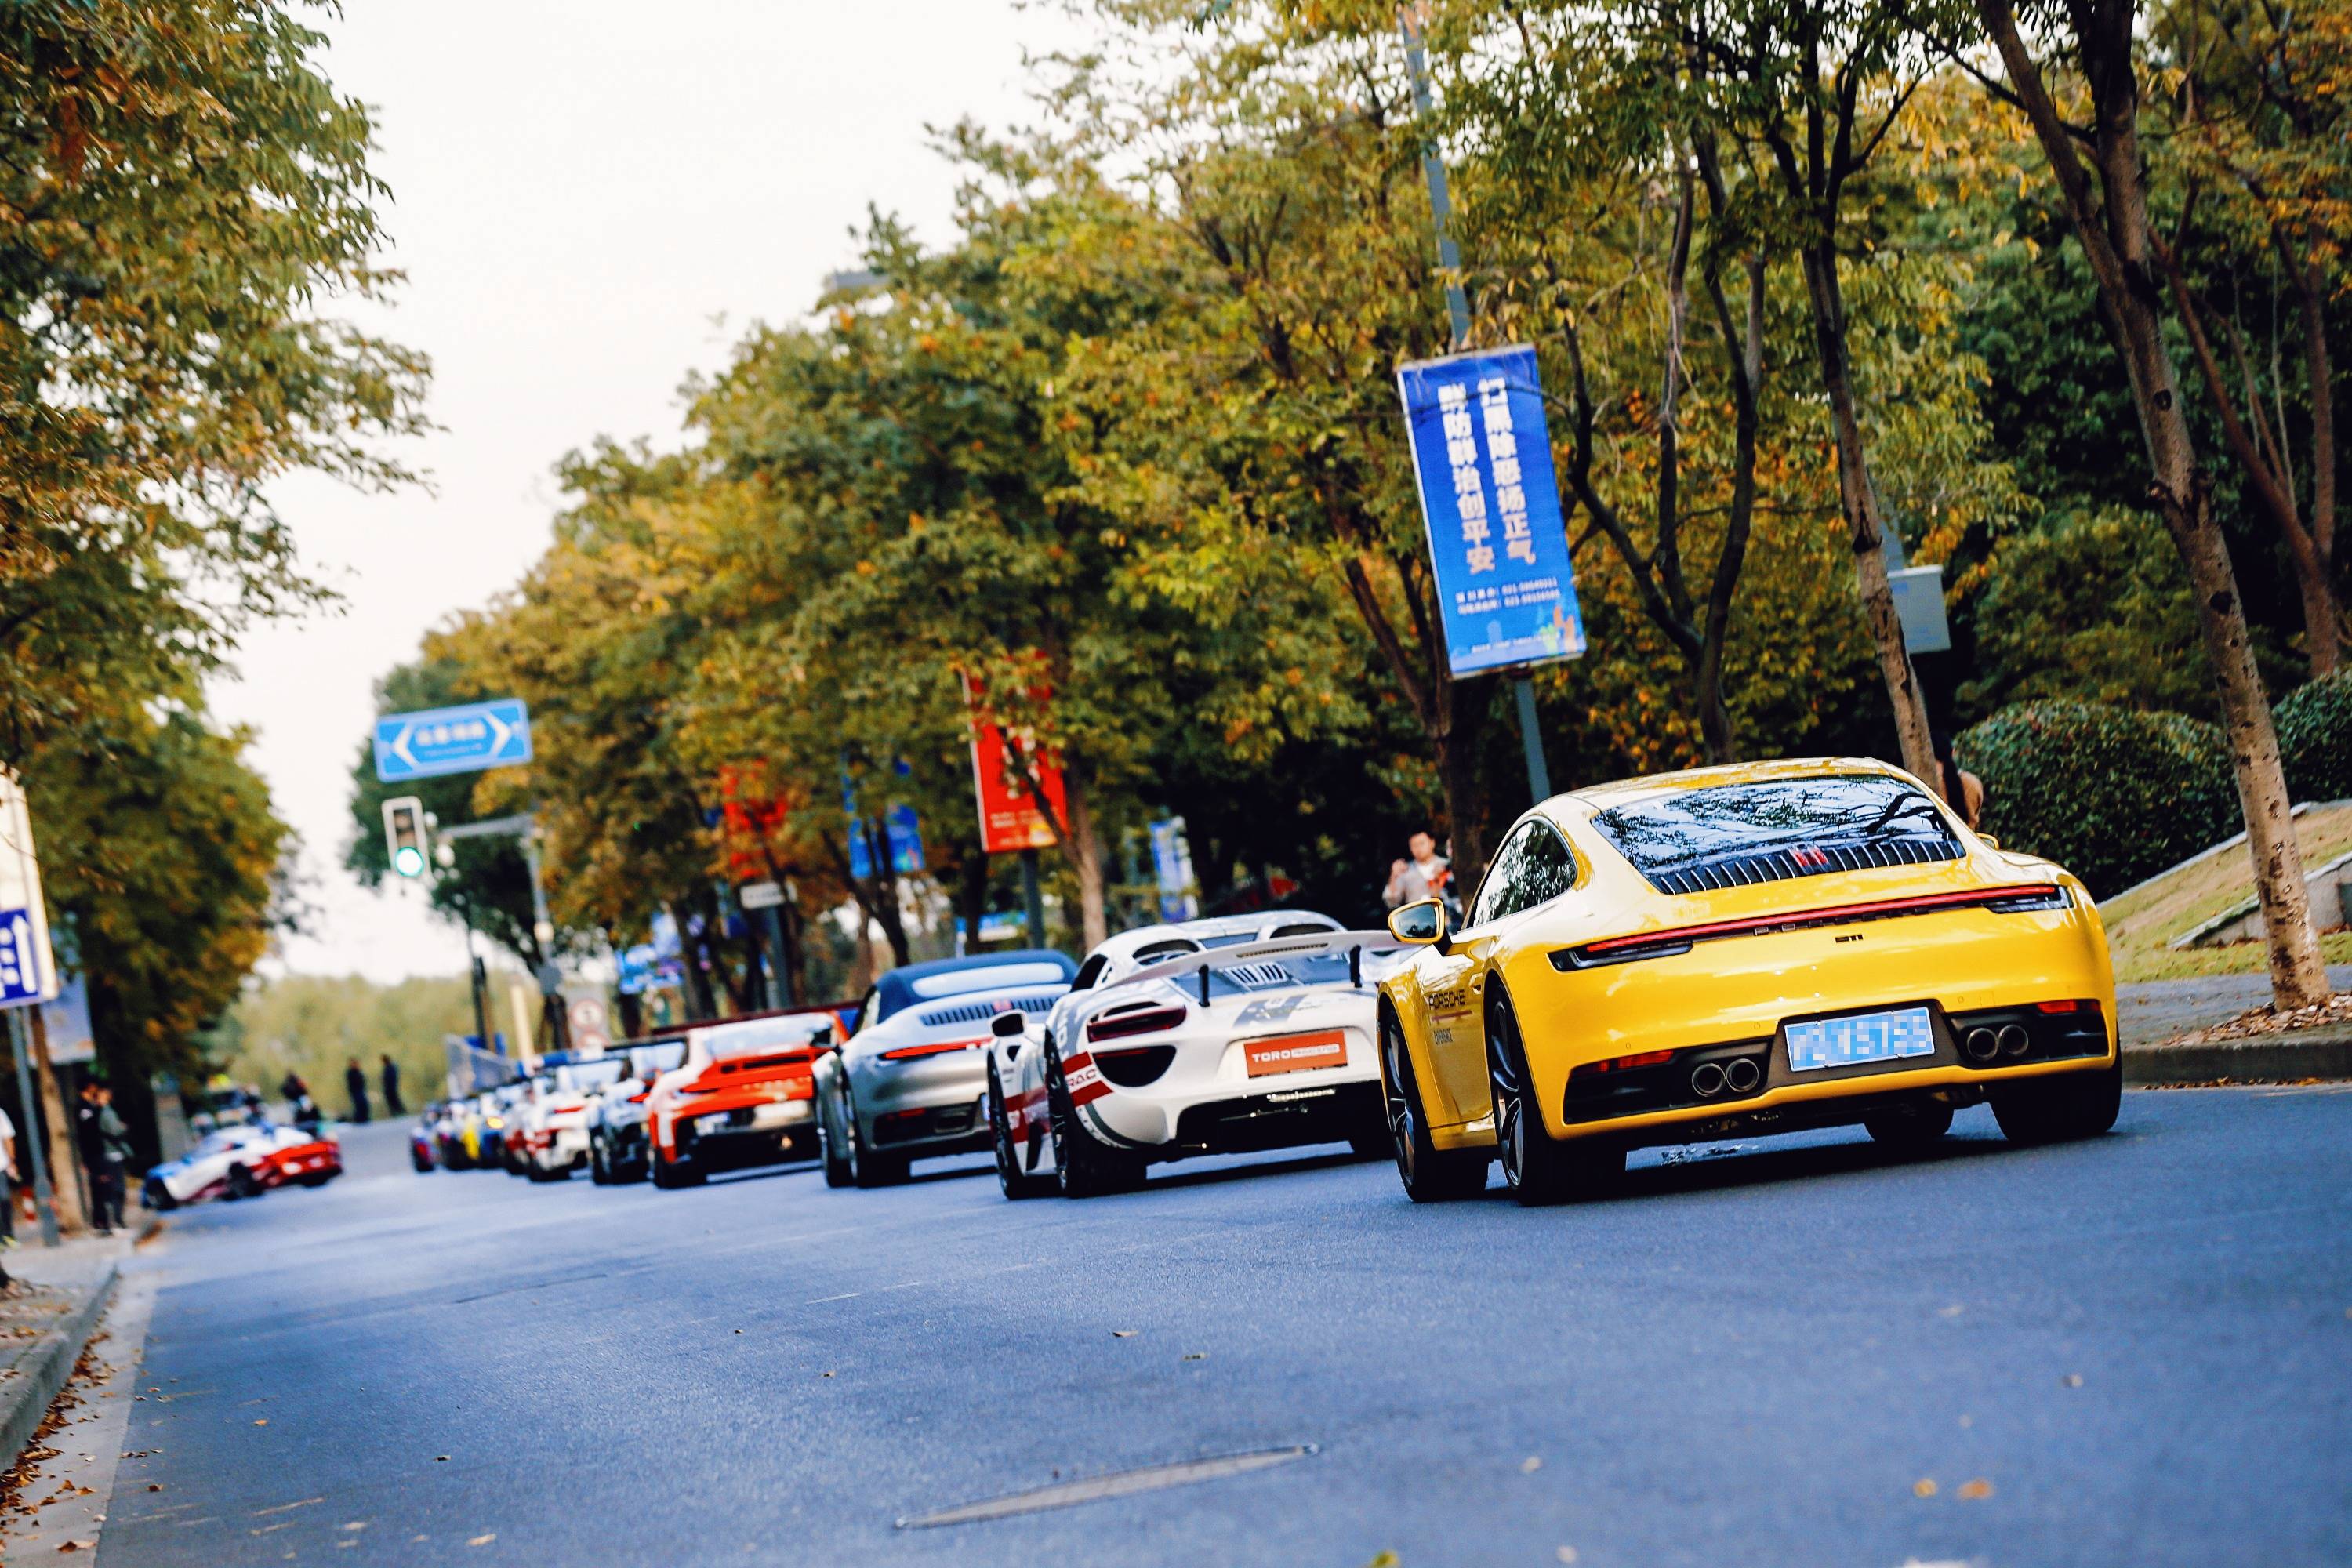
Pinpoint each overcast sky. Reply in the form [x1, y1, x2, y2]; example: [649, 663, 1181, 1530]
[212, 0, 1078, 983]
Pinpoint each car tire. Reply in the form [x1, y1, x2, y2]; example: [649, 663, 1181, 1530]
[651, 1151, 704, 1189]
[1864, 1099, 1955, 1150]
[1045, 1046, 1144, 1199]
[411, 1150, 434, 1174]
[587, 1139, 610, 1185]
[143, 1180, 177, 1213]
[227, 1164, 260, 1200]
[989, 1062, 1054, 1200]
[844, 1087, 908, 1189]
[1379, 1003, 1489, 1202]
[1488, 990, 1621, 1207]
[820, 1083, 856, 1189]
[1991, 1056, 2123, 1145]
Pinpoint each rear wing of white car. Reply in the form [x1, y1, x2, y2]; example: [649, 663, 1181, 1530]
[1093, 928, 1401, 1004]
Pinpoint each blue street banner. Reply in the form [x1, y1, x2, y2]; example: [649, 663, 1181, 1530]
[616, 944, 658, 997]
[372, 699, 533, 782]
[1396, 344, 1586, 676]
[0, 773, 57, 1010]
[843, 762, 926, 880]
[1147, 818, 1199, 923]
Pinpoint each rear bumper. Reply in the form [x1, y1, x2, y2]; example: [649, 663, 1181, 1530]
[672, 1100, 818, 1170]
[865, 1094, 989, 1152]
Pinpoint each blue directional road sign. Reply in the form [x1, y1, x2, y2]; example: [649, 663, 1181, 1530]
[0, 909, 45, 1006]
[373, 699, 533, 782]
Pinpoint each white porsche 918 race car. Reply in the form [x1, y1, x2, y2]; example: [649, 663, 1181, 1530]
[985, 913, 1401, 1197]
[143, 1121, 343, 1210]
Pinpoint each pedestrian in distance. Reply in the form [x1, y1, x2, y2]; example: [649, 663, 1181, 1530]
[0, 1099, 18, 1288]
[76, 1081, 127, 1235]
[1932, 729, 1987, 830]
[1382, 829, 1457, 918]
[344, 1058, 371, 1125]
[379, 1053, 405, 1118]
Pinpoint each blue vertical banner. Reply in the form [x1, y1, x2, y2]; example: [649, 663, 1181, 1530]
[1396, 344, 1586, 676]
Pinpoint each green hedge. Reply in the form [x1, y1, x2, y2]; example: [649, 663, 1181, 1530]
[2277, 670, 2352, 804]
[1956, 702, 2239, 898]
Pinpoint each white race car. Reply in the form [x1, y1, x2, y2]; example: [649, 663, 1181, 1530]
[143, 1121, 343, 1210]
[986, 913, 1400, 1197]
[514, 1058, 631, 1181]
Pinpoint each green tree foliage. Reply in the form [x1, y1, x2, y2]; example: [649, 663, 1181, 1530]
[2275, 671, 2352, 803]
[1958, 702, 2239, 896]
[220, 974, 474, 1120]
[0, 0, 428, 755]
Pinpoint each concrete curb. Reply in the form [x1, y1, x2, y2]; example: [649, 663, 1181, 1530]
[2124, 1027, 2352, 1085]
[0, 1261, 119, 1472]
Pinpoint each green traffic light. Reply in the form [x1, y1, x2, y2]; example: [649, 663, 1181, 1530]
[394, 845, 426, 877]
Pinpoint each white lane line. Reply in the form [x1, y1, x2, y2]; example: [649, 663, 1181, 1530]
[898, 1446, 1318, 1528]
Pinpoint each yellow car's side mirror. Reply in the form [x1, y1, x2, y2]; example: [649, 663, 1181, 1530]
[1387, 898, 1450, 952]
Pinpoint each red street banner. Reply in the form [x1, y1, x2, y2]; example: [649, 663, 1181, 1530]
[963, 678, 1066, 855]
[717, 763, 788, 881]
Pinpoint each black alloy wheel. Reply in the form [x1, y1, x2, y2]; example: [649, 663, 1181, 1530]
[989, 1062, 1053, 1200]
[1044, 1046, 1143, 1199]
[1864, 1098, 1956, 1150]
[1991, 1055, 2123, 1145]
[1486, 989, 1621, 1207]
[1379, 1003, 1490, 1202]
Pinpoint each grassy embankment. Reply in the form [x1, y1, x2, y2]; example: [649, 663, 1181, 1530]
[2100, 802, 2352, 983]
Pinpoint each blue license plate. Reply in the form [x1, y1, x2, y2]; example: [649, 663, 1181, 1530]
[1784, 1006, 1937, 1073]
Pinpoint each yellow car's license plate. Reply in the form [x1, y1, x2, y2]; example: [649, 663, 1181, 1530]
[1786, 1006, 1936, 1073]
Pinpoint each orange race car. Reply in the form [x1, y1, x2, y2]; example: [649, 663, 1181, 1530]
[645, 1004, 856, 1188]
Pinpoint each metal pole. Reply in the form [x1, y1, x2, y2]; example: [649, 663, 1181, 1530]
[1402, 5, 1552, 808]
[1514, 673, 1553, 800]
[1018, 850, 1047, 949]
[461, 902, 490, 1051]
[521, 814, 554, 953]
[7, 1009, 59, 1247]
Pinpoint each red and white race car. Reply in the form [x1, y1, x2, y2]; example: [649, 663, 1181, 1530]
[987, 913, 1401, 1197]
[142, 1122, 343, 1209]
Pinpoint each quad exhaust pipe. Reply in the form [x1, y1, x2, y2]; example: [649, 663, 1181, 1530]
[1997, 1023, 2031, 1058]
[1690, 1057, 1763, 1098]
[1963, 1027, 1999, 1062]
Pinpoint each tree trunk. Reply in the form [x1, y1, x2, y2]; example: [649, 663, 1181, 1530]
[956, 851, 989, 955]
[1797, 241, 1939, 788]
[28, 1007, 86, 1234]
[1978, 0, 2330, 1011]
[1058, 764, 1110, 951]
[1432, 681, 1487, 898]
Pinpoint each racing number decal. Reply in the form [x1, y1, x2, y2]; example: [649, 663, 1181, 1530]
[1062, 1051, 1111, 1108]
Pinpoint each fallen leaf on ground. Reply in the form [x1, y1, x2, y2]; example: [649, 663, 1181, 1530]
[1111, 1330, 1136, 1338]
[252, 1420, 267, 1427]
[2062, 1374, 2083, 1388]
[1557, 1549, 1579, 1565]
[1958, 1479, 1994, 1500]
[1182, 1352, 1207, 1362]
[58, 1540, 94, 1552]
[1914, 1479, 1938, 1497]
[468, 1533, 496, 1547]
[1521, 1456, 1543, 1473]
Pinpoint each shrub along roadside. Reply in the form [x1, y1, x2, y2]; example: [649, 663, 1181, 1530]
[1956, 702, 2239, 899]
[2276, 671, 2352, 806]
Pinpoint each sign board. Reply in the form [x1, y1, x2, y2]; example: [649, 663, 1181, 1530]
[0, 773, 58, 1009]
[1397, 345, 1586, 676]
[738, 880, 783, 911]
[956, 910, 1031, 946]
[616, 944, 658, 996]
[567, 992, 612, 1055]
[39, 975, 95, 1065]
[1148, 818, 1199, 923]
[848, 805, 924, 880]
[1889, 564, 1952, 655]
[372, 699, 533, 782]
[963, 681, 1066, 855]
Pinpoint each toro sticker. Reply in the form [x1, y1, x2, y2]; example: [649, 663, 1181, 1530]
[1243, 1029, 1348, 1078]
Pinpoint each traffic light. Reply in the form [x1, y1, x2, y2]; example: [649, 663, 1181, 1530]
[383, 796, 430, 878]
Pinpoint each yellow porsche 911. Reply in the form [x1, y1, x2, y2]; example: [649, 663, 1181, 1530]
[1377, 758, 2120, 1205]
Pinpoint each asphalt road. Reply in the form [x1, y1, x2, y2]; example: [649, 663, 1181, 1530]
[100, 1090, 2352, 1567]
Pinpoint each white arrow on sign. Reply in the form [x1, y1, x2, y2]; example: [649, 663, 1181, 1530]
[389, 722, 419, 773]
[484, 708, 514, 758]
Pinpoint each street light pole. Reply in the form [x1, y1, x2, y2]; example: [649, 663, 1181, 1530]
[1400, 7, 1553, 806]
